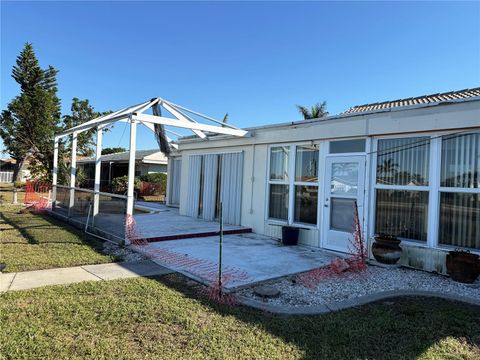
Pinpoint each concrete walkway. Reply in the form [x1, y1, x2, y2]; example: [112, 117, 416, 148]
[0, 260, 172, 292]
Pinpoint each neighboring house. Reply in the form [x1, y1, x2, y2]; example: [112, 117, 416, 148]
[77, 149, 168, 189]
[0, 158, 31, 182]
[168, 87, 480, 273]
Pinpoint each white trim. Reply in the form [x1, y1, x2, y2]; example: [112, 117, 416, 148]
[126, 118, 137, 222]
[370, 130, 480, 251]
[93, 125, 103, 217]
[68, 132, 77, 216]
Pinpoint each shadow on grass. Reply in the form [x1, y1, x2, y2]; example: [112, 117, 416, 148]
[152, 273, 480, 359]
[0, 207, 110, 255]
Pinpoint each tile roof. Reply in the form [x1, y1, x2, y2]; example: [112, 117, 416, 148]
[343, 87, 480, 114]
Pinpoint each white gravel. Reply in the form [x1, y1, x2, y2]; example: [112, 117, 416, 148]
[239, 265, 480, 307]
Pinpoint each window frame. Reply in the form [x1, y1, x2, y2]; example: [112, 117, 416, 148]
[437, 131, 480, 251]
[371, 133, 433, 246]
[266, 143, 320, 228]
[371, 131, 480, 253]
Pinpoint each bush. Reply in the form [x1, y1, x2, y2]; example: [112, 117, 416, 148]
[139, 173, 167, 184]
[110, 176, 141, 194]
[13, 181, 26, 189]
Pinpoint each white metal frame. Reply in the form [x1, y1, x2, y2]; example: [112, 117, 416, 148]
[265, 142, 321, 229]
[369, 130, 480, 253]
[265, 138, 369, 249]
[53, 97, 247, 244]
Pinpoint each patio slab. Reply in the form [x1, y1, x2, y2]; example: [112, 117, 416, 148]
[133, 233, 336, 290]
[49, 204, 250, 243]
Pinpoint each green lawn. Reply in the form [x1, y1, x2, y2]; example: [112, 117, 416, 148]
[1, 274, 479, 359]
[0, 203, 117, 272]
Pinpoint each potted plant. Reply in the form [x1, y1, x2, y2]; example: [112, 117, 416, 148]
[446, 249, 480, 284]
[372, 229, 402, 265]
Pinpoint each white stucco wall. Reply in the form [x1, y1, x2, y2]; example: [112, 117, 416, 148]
[173, 99, 480, 248]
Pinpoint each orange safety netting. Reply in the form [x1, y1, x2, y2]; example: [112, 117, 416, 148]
[24, 181, 52, 211]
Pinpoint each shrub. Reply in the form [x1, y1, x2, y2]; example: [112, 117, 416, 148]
[110, 176, 141, 194]
[13, 181, 26, 189]
[139, 173, 167, 184]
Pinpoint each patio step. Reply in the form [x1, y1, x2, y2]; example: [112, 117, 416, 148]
[144, 227, 252, 243]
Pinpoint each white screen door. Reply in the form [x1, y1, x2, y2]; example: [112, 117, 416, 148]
[323, 156, 366, 253]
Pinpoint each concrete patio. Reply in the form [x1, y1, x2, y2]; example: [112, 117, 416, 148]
[132, 233, 336, 290]
[50, 204, 250, 242]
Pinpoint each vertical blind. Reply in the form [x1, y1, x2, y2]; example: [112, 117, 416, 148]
[186, 155, 202, 218]
[441, 133, 480, 188]
[201, 154, 219, 221]
[439, 132, 480, 250]
[377, 137, 430, 186]
[439, 193, 480, 249]
[220, 152, 244, 225]
[169, 159, 182, 205]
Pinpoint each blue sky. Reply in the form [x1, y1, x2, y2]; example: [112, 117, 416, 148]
[1, 1, 479, 152]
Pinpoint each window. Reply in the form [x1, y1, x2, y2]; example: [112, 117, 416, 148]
[293, 146, 319, 225]
[269, 184, 289, 220]
[439, 132, 480, 250]
[295, 146, 318, 182]
[374, 137, 430, 242]
[270, 146, 289, 181]
[330, 139, 366, 154]
[268, 146, 290, 220]
[375, 189, 429, 241]
[268, 145, 319, 225]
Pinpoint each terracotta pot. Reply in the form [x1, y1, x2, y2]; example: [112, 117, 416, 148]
[372, 235, 402, 264]
[446, 251, 480, 284]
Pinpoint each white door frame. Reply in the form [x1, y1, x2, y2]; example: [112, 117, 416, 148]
[322, 155, 366, 253]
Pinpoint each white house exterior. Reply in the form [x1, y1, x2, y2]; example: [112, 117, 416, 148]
[168, 88, 480, 273]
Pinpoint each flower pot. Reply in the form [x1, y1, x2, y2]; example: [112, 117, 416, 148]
[446, 251, 480, 284]
[372, 235, 402, 264]
[282, 226, 299, 246]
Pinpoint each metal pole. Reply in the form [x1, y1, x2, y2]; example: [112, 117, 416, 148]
[93, 125, 103, 222]
[52, 137, 59, 210]
[69, 132, 78, 217]
[218, 202, 223, 296]
[125, 117, 137, 245]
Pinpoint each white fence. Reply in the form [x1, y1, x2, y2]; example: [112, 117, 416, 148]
[0, 171, 13, 183]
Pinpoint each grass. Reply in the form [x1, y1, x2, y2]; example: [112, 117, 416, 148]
[0, 203, 117, 272]
[0, 274, 479, 359]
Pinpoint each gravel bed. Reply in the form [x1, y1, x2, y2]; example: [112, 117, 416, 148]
[239, 265, 480, 307]
[102, 242, 147, 262]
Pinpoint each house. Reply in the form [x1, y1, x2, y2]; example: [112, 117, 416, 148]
[77, 149, 168, 189]
[0, 158, 31, 182]
[167, 88, 480, 273]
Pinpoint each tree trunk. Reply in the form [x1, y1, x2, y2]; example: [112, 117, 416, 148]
[12, 158, 25, 182]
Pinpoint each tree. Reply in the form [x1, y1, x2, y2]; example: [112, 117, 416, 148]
[0, 43, 61, 181]
[102, 147, 126, 155]
[296, 101, 329, 120]
[62, 98, 111, 157]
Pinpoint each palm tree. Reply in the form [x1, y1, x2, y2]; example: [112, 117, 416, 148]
[296, 101, 329, 120]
